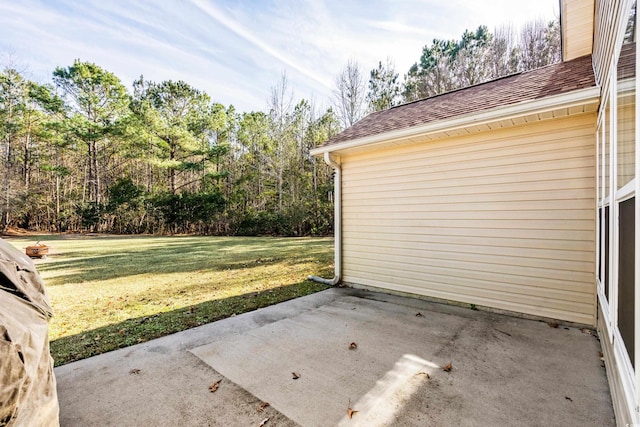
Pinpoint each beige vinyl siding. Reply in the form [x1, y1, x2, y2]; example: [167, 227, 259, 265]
[340, 114, 596, 324]
[562, 0, 595, 61]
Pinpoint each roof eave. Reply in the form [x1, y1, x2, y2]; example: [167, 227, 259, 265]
[311, 85, 600, 156]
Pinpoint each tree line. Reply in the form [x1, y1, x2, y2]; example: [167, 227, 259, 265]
[0, 18, 559, 236]
[334, 19, 560, 123]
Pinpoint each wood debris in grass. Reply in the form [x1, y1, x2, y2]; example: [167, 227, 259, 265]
[257, 401, 270, 412]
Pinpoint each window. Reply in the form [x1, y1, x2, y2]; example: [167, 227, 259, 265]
[618, 197, 635, 366]
[614, 2, 637, 367]
[616, 42, 636, 190]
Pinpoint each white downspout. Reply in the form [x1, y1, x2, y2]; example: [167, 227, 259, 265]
[308, 152, 341, 286]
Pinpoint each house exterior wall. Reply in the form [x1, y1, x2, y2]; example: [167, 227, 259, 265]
[340, 113, 597, 324]
[562, 0, 595, 61]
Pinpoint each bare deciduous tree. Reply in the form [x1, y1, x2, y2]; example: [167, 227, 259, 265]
[519, 19, 561, 71]
[489, 25, 519, 79]
[268, 72, 294, 213]
[332, 59, 366, 129]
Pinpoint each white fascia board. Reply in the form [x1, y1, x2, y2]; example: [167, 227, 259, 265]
[311, 86, 601, 156]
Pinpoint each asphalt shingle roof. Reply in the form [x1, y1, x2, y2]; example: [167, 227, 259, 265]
[322, 54, 596, 147]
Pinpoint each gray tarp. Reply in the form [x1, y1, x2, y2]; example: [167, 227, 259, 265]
[0, 239, 59, 426]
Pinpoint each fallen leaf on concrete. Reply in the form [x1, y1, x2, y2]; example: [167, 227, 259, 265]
[129, 369, 141, 375]
[292, 372, 300, 380]
[416, 312, 424, 317]
[258, 417, 269, 426]
[547, 321, 559, 328]
[442, 363, 452, 372]
[416, 371, 430, 379]
[347, 399, 358, 419]
[349, 342, 358, 350]
[209, 379, 221, 393]
[257, 402, 270, 412]
[581, 328, 592, 335]
[565, 396, 573, 402]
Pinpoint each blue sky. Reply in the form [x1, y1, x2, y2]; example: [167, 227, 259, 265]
[0, 0, 559, 113]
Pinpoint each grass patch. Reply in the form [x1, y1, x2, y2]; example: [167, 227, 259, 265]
[4, 235, 333, 366]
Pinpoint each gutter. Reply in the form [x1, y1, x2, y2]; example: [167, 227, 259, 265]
[311, 86, 600, 156]
[308, 152, 341, 286]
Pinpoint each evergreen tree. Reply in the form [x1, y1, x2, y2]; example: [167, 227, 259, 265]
[367, 59, 401, 112]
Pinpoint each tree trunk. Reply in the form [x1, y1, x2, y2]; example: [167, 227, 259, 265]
[277, 149, 283, 213]
[169, 144, 176, 194]
[83, 139, 101, 203]
[86, 141, 94, 202]
[23, 123, 31, 189]
[2, 136, 10, 232]
[92, 140, 100, 203]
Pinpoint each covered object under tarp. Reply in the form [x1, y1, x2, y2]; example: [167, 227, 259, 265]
[0, 239, 59, 426]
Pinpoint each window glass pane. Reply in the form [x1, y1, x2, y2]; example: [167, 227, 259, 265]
[598, 207, 605, 291]
[618, 197, 635, 367]
[597, 130, 601, 203]
[624, 1, 636, 43]
[604, 206, 610, 300]
[605, 103, 611, 198]
[616, 39, 636, 189]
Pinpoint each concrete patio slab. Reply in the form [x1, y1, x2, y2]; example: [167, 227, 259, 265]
[55, 288, 615, 426]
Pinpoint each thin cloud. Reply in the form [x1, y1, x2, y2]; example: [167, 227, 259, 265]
[365, 20, 440, 38]
[190, 0, 333, 90]
[1, 0, 560, 113]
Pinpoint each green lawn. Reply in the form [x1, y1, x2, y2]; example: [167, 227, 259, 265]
[4, 235, 333, 366]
